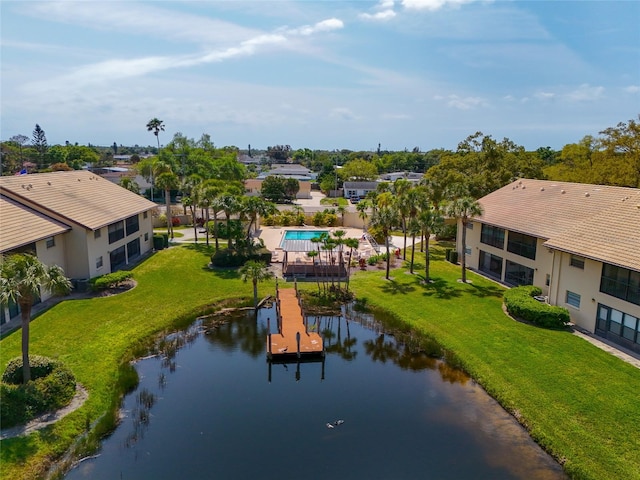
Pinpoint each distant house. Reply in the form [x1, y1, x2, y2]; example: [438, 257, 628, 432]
[343, 181, 377, 200]
[246, 164, 314, 199]
[0, 170, 157, 324]
[458, 179, 640, 354]
[379, 172, 423, 183]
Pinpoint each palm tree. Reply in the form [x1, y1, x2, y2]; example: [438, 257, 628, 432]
[145, 118, 165, 201]
[155, 171, 180, 239]
[356, 200, 370, 231]
[0, 254, 72, 383]
[393, 179, 412, 260]
[219, 193, 241, 249]
[370, 193, 399, 280]
[240, 260, 272, 310]
[343, 237, 360, 291]
[146, 118, 165, 151]
[416, 205, 443, 283]
[446, 196, 483, 283]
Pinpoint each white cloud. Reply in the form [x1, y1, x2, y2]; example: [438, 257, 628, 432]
[359, 10, 397, 21]
[535, 92, 556, 101]
[623, 85, 640, 94]
[401, 0, 480, 11]
[436, 94, 487, 109]
[358, 0, 397, 21]
[330, 107, 359, 120]
[566, 84, 605, 102]
[284, 18, 344, 36]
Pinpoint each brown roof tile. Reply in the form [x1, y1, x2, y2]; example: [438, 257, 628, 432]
[477, 179, 640, 271]
[0, 196, 70, 252]
[0, 170, 156, 230]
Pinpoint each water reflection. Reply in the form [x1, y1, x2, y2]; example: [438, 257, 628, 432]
[65, 304, 566, 480]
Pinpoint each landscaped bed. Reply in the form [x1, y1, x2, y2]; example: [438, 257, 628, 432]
[0, 244, 638, 480]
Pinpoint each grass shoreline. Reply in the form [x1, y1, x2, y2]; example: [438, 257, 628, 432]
[1, 244, 639, 480]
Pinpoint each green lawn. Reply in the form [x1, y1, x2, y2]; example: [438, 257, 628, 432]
[0, 245, 270, 480]
[347, 247, 640, 480]
[1, 244, 639, 480]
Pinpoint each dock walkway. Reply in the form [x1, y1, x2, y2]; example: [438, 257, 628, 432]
[267, 287, 324, 359]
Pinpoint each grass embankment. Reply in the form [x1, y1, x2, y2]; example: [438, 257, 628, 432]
[0, 245, 274, 480]
[1, 244, 639, 480]
[347, 244, 640, 480]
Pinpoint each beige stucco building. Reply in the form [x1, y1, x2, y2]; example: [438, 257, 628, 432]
[1, 170, 157, 324]
[459, 179, 640, 354]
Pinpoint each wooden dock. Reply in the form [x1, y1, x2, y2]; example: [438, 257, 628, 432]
[267, 286, 324, 359]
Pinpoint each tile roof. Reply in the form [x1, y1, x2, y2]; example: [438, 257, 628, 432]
[477, 179, 640, 271]
[0, 196, 70, 252]
[0, 170, 157, 230]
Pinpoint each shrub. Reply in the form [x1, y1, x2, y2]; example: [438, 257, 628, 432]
[1, 356, 77, 428]
[171, 217, 181, 227]
[210, 247, 272, 268]
[503, 285, 570, 329]
[3, 355, 58, 384]
[89, 271, 133, 291]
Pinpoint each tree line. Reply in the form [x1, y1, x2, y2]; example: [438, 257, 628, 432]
[2, 116, 638, 191]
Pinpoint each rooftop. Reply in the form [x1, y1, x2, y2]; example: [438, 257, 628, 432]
[0, 170, 157, 231]
[477, 179, 640, 271]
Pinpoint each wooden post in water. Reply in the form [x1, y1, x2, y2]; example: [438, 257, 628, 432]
[268, 333, 272, 357]
[296, 332, 301, 359]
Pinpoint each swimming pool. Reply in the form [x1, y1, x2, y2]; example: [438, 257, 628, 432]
[280, 229, 329, 250]
[282, 229, 328, 241]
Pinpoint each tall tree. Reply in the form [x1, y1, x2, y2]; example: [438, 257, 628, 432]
[119, 177, 140, 194]
[240, 260, 272, 310]
[356, 200, 370, 231]
[447, 197, 483, 283]
[146, 118, 165, 201]
[370, 192, 399, 280]
[155, 171, 180, 239]
[0, 254, 72, 383]
[31, 124, 48, 169]
[146, 118, 165, 151]
[9, 134, 29, 167]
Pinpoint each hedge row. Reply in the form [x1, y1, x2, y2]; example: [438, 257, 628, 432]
[210, 248, 272, 268]
[1, 356, 77, 428]
[503, 285, 570, 329]
[89, 271, 134, 291]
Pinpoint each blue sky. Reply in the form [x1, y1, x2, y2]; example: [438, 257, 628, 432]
[1, 0, 639, 152]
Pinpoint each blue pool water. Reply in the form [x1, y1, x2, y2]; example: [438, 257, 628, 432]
[282, 229, 328, 241]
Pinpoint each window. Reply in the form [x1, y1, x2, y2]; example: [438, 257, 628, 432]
[545, 274, 550, 287]
[480, 224, 505, 249]
[108, 221, 125, 244]
[505, 261, 534, 286]
[125, 215, 139, 236]
[127, 238, 140, 260]
[600, 264, 640, 306]
[464, 247, 471, 255]
[507, 231, 537, 260]
[566, 290, 581, 308]
[94, 229, 101, 239]
[45, 237, 55, 248]
[466, 222, 473, 230]
[96, 256, 103, 269]
[479, 250, 503, 280]
[570, 255, 585, 269]
[144, 233, 149, 242]
[109, 246, 126, 271]
[143, 211, 148, 219]
[596, 305, 640, 351]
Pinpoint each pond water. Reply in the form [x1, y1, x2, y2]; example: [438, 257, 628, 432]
[65, 305, 566, 480]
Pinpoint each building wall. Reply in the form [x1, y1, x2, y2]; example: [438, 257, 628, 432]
[549, 252, 640, 336]
[463, 220, 553, 291]
[34, 234, 68, 302]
